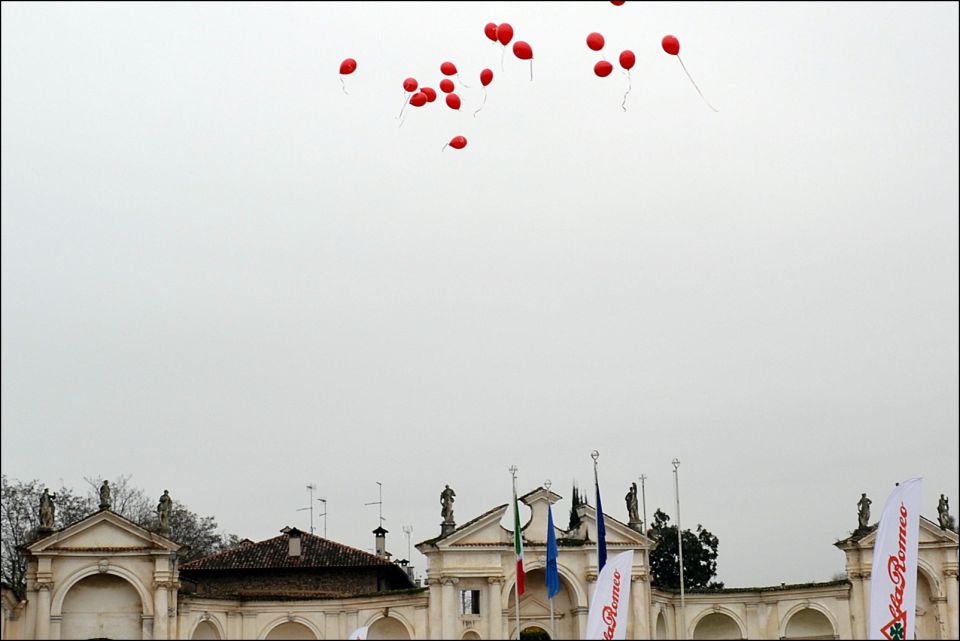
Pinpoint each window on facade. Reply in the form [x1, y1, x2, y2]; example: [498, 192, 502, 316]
[460, 589, 481, 615]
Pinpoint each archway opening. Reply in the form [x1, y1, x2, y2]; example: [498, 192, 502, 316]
[192, 620, 221, 640]
[655, 612, 667, 640]
[783, 608, 835, 640]
[61, 574, 142, 640]
[915, 570, 941, 640]
[462, 632, 482, 640]
[368, 615, 411, 640]
[508, 568, 576, 640]
[520, 625, 551, 640]
[693, 612, 742, 640]
[265, 621, 317, 640]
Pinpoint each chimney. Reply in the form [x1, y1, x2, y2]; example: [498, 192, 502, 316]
[281, 527, 302, 558]
[373, 526, 388, 557]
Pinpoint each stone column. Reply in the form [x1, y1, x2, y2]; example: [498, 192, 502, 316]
[944, 566, 959, 640]
[338, 610, 347, 639]
[572, 606, 588, 639]
[847, 570, 866, 639]
[35, 582, 52, 641]
[586, 572, 597, 605]
[441, 577, 459, 639]
[744, 604, 759, 639]
[414, 606, 429, 639]
[487, 577, 504, 640]
[153, 582, 169, 640]
[428, 578, 443, 639]
[226, 611, 241, 639]
[631, 573, 651, 640]
[243, 612, 259, 639]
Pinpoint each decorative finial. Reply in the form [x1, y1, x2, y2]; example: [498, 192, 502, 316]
[672, 458, 681, 470]
[544, 479, 552, 491]
[590, 450, 600, 463]
[509, 465, 518, 478]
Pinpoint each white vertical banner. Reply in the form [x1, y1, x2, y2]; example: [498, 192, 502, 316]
[868, 477, 922, 641]
[347, 625, 369, 640]
[586, 550, 634, 640]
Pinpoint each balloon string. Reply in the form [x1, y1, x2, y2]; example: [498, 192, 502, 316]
[529, 60, 533, 82]
[457, 73, 471, 89]
[677, 56, 718, 112]
[339, 77, 349, 96]
[442, 143, 449, 152]
[621, 70, 632, 112]
[500, 45, 506, 72]
[398, 109, 408, 128]
[473, 87, 487, 118]
[397, 91, 411, 120]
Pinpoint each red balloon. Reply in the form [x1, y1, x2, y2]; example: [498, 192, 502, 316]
[445, 93, 461, 110]
[480, 68, 494, 87]
[421, 87, 437, 102]
[449, 135, 467, 150]
[484, 23, 498, 42]
[339, 58, 357, 75]
[586, 32, 605, 51]
[662, 35, 680, 56]
[440, 61, 457, 76]
[619, 50, 636, 70]
[512, 41, 533, 60]
[439, 78, 455, 93]
[594, 60, 613, 77]
[403, 77, 418, 92]
[611, 1, 626, 4]
[497, 23, 514, 46]
[410, 92, 427, 107]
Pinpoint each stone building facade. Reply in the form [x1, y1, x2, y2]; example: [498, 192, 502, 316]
[0, 485, 957, 639]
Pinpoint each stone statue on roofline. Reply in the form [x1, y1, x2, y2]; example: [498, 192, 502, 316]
[625, 482, 641, 529]
[857, 493, 871, 531]
[440, 485, 456, 524]
[938, 494, 951, 530]
[39, 488, 56, 531]
[99, 480, 112, 511]
[157, 490, 172, 533]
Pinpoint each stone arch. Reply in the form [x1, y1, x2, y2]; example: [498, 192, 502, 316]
[60, 573, 143, 640]
[780, 603, 838, 639]
[690, 608, 746, 640]
[501, 561, 588, 610]
[915, 566, 943, 640]
[51, 563, 152, 617]
[655, 611, 667, 639]
[462, 631, 482, 640]
[190, 614, 227, 640]
[258, 615, 323, 640]
[363, 612, 414, 640]
[917, 558, 943, 598]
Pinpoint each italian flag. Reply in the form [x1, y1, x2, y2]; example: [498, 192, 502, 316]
[513, 489, 525, 596]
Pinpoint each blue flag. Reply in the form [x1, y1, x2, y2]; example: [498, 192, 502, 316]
[546, 501, 560, 599]
[595, 479, 607, 571]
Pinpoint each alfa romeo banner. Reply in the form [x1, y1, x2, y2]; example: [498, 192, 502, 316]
[868, 477, 922, 640]
[585, 550, 634, 640]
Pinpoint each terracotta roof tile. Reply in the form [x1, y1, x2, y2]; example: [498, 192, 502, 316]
[180, 530, 396, 572]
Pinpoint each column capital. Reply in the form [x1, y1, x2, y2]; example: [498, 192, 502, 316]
[848, 571, 862, 579]
[153, 580, 175, 590]
[426, 578, 442, 587]
[487, 576, 505, 585]
[586, 572, 598, 582]
[441, 577, 459, 587]
[943, 567, 959, 578]
[631, 571, 648, 582]
[35, 581, 54, 591]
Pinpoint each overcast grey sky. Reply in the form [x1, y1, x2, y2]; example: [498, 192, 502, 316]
[2, 1, 958, 587]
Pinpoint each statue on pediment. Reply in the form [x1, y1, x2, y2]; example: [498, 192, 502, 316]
[938, 494, 951, 530]
[857, 493, 871, 531]
[157, 490, 172, 533]
[99, 480, 112, 511]
[39, 488, 56, 530]
[440, 485, 456, 524]
[625, 482, 640, 525]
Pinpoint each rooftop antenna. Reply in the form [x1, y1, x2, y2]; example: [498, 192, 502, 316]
[317, 497, 328, 539]
[365, 481, 385, 527]
[402, 525, 414, 562]
[297, 483, 317, 535]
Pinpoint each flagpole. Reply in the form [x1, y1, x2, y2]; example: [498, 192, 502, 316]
[510, 465, 521, 641]
[639, 473, 648, 533]
[591, 450, 600, 560]
[673, 458, 687, 640]
[545, 479, 555, 636]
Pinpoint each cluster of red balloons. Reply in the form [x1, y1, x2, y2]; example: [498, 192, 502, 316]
[485, 21, 534, 79]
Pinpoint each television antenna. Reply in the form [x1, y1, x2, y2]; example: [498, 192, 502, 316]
[364, 481, 385, 527]
[402, 525, 414, 562]
[297, 483, 319, 535]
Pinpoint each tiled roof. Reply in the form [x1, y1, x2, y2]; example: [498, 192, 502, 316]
[180, 530, 397, 572]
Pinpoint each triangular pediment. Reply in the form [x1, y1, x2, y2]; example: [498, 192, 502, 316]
[27, 509, 180, 554]
[574, 504, 653, 547]
[840, 516, 958, 549]
[424, 505, 512, 548]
